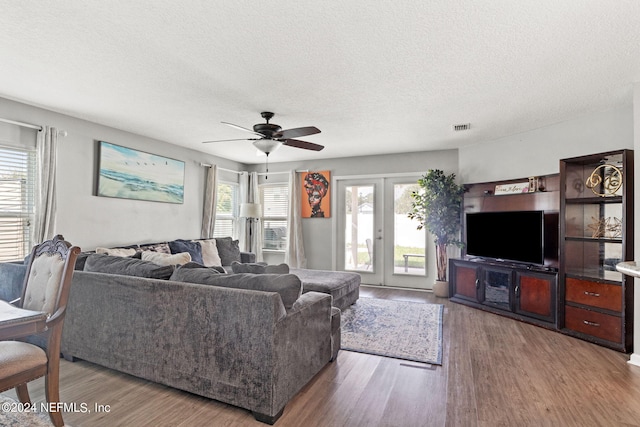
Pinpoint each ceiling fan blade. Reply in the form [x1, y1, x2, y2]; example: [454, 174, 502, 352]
[221, 121, 266, 137]
[274, 126, 321, 139]
[202, 138, 260, 144]
[282, 139, 324, 151]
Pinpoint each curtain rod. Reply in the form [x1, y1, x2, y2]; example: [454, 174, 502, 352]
[0, 117, 43, 131]
[257, 169, 309, 176]
[200, 163, 308, 176]
[199, 163, 242, 175]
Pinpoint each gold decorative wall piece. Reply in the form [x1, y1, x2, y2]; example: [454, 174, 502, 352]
[585, 164, 623, 197]
[587, 216, 622, 238]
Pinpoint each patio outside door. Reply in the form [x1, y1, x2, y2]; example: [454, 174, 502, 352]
[335, 176, 427, 288]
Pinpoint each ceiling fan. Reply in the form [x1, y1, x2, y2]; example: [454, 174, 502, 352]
[202, 111, 324, 156]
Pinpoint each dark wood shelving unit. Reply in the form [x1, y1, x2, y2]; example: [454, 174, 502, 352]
[559, 149, 634, 352]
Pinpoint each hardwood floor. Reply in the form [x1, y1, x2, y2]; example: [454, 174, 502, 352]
[4, 285, 640, 426]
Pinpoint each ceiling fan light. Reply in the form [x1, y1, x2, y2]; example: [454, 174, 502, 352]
[253, 139, 281, 154]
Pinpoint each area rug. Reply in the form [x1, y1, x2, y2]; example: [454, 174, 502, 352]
[341, 297, 444, 365]
[0, 394, 56, 426]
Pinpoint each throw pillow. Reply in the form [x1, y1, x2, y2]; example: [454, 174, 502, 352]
[168, 239, 204, 265]
[138, 242, 171, 254]
[84, 253, 174, 279]
[96, 247, 137, 257]
[142, 251, 191, 266]
[196, 239, 222, 267]
[215, 237, 241, 265]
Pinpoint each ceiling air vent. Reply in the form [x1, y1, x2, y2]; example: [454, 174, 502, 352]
[452, 123, 470, 131]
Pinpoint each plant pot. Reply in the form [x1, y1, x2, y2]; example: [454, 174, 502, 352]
[433, 280, 449, 298]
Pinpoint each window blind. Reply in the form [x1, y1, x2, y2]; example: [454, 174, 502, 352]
[261, 184, 289, 250]
[0, 146, 35, 261]
[214, 182, 238, 238]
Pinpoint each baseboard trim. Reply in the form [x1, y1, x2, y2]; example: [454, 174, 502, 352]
[360, 284, 433, 293]
[628, 353, 640, 367]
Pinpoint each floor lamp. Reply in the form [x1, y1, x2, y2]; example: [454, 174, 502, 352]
[240, 203, 263, 253]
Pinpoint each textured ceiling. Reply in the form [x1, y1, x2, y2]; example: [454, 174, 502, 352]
[1, 1, 639, 164]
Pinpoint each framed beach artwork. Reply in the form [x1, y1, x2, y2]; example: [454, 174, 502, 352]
[96, 141, 185, 204]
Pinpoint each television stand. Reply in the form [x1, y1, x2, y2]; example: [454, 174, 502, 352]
[449, 258, 558, 328]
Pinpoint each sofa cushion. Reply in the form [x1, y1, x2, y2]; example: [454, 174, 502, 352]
[84, 253, 174, 279]
[170, 267, 302, 309]
[195, 239, 222, 267]
[169, 264, 223, 282]
[230, 262, 266, 274]
[142, 251, 192, 266]
[266, 263, 289, 274]
[231, 262, 289, 274]
[168, 239, 203, 264]
[74, 252, 92, 270]
[215, 237, 241, 265]
[180, 261, 226, 274]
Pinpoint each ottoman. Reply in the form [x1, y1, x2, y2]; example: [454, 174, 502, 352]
[291, 268, 361, 311]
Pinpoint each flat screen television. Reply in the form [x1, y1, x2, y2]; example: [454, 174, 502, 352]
[465, 210, 558, 267]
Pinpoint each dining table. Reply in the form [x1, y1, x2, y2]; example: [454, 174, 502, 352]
[0, 299, 48, 340]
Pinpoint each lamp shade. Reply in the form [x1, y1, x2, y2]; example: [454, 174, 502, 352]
[239, 203, 263, 219]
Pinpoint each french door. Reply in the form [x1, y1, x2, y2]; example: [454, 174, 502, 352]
[335, 176, 428, 288]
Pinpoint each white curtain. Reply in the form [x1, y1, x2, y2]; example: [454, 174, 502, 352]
[200, 165, 217, 238]
[249, 171, 264, 261]
[285, 170, 306, 268]
[236, 172, 249, 248]
[32, 126, 57, 246]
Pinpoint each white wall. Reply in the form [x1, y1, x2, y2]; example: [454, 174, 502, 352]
[0, 97, 244, 251]
[631, 84, 640, 367]
[459, 106, 634, 184]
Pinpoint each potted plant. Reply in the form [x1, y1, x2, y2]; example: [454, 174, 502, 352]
[408, 169, 464, 297]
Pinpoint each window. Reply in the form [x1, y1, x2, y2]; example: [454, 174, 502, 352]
[0, 146, 35, 262]
[214, 181, 238, 238]
[261, 183, 288, 251]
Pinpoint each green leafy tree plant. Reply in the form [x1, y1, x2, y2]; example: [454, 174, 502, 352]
[408, 169, 464, 282]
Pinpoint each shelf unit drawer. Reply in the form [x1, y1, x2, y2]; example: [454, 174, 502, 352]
[565, 305, 622, 343]
[565, 278, 622, 312]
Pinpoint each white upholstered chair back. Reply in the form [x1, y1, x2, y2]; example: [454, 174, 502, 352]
[19, 235, 79, 318]
[22, 253, 66, 314]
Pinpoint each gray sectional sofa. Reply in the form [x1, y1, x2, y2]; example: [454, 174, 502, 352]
[0, 253, 340, 424]
[83, 236, 361, 311]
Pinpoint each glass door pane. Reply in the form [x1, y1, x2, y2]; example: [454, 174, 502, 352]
[393, 183, 426, 276]
[344, 185, 374, 271]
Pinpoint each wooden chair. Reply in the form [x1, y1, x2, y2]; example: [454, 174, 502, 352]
[0, 235, 80, 427]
